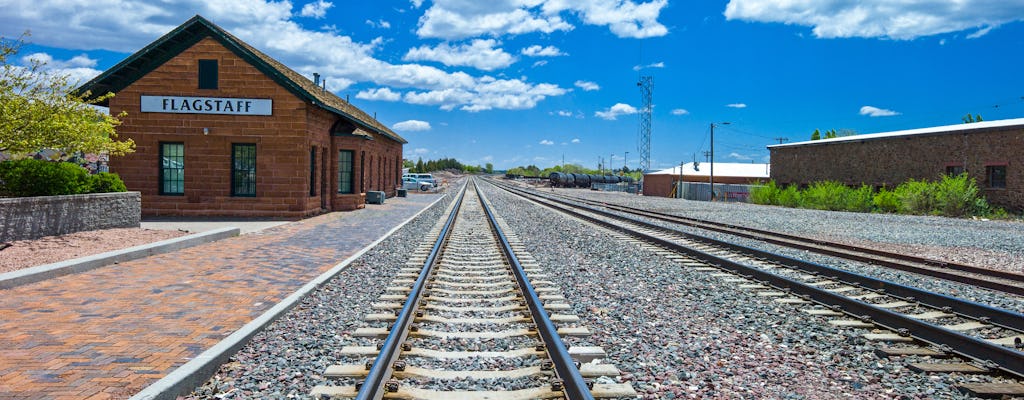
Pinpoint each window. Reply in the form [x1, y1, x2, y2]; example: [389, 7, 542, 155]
[946, 165, 964, 176]
[231, 144, 256, 196]
[309, 147, 317, 197]
[159, 142, 184, 195]
[198, 59, 218, 89]
[987, 165, 1007, 188]
[338, 150, 354, 194]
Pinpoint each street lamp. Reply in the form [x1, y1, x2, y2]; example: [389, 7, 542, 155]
[709, 122, 730, 200]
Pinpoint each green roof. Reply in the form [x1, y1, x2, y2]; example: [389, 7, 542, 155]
[76, 15, 406, 144]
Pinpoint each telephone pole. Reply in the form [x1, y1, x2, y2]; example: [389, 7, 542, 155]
[774, 137, 789, 144]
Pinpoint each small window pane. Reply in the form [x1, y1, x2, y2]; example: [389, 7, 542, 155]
[198, 59, 218, 89]
[987, 166, 1007, 188]
[232, 144, 256, 196]
[946, 165, 964, 176]
[338, 150, 353, 194]
[159, 142, 184, 195]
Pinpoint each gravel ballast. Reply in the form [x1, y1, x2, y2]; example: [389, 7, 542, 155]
[186, 178, 1020, 399]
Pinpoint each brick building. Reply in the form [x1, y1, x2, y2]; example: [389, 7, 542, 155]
[643, 162, 770, 198]
[768, 118, 1023, 210]
[76, 15, 406, 217]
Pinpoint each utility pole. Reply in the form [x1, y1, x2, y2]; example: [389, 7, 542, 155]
[710, 122, 730, 201]
[609, 153, 614, 173]
[678, 161, 684, 198]
[774, 137, 789, 144]
[702, 151, 711, 163]
[624, 151, 629, 171]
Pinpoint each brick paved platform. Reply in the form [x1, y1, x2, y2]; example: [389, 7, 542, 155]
[0, 194, 442, 400]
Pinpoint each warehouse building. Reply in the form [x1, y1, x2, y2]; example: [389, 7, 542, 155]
[76, 15, 406, 217]
[768, 118, 1023, 210]
[643, 162, 770, 200]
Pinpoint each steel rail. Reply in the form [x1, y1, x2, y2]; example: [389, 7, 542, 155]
[475, 178, 594, 400]
[538, 186, 1024, 294]
[354, 183, 468, 400]
[487, 180, 1024, 379]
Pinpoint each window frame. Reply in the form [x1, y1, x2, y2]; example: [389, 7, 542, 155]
[158, 142, 185, 196]
[945, 165, 964, 176]
[309, 147, 317, 197]
[231, 143, 257, 197]
[986, 165, 1007, 189]
[338, 150, 354, 194]
[198, 59, 218, 89]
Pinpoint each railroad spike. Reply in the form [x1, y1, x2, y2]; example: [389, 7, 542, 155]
[385, 379, 400, 392]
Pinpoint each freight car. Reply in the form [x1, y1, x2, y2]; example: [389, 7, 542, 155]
[549, 172, 635, 188]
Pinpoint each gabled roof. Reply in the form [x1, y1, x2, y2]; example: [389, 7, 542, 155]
[768, 117, 1024, 149]
[76, 15, 406, 144]
[648, 162, 770, 178]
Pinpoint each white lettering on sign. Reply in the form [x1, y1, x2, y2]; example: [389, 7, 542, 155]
[140, 96, 272, 116]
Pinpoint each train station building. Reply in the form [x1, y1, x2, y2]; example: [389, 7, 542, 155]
[77, 15, 406, 217]
[768, 118, 1023, 210]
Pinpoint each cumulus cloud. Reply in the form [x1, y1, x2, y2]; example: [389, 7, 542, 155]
[595, 103, 638, 120]
[539, 139, 555, 145]
[859, 105, 901, 117]
[574, 80, 600, 91]
[521, 45, 565, 57]
[404, 39, 515, 71]
[0, 1, 571, 112]
[571, 138, 581, 143]
[366, 19, 392, 29]
[20, 52, 103, 85]
[416, 0, 669, 40]
[726, 103, 747, 108]
[356, 87, 403, 101]
[300, 0, 333, 19]
[671, 108, 689, 115]
[723, 0, 1024, 40]
[728, 152, 752, 160]
[393, 120, 432, 131]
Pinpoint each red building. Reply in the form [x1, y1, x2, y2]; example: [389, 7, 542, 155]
[77, 15, 406, 217]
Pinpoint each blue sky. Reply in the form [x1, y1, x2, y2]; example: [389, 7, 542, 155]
[3, 1, 1023, 170]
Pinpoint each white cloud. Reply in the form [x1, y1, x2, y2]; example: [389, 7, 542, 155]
[300, 0, 333, 19]
[521, 45, 565, 57]
[532, 60, 548, 68]
[726, 103, 747, 108]
[366, 19, 392, 29]
[859, 105, 901, 117]
[356, 87, 403, 101]
[554, 110, 573, 117]
[416, 0, 669, 40]
[539, 139, 555, 145]
[393, 120, 432, 131]
[413, 148, 430, 154]
[571, 138, 581, 143]
[671, 108, 689, 115]
[723, 0, 1024, 40]
[595, 103, 638, 120]
[574, 80, 600, 91]
[20, 52, 103, 86]
[728, 152, 752, 160]
[404, 39, 515, 71]
[633, 61, 665, 71]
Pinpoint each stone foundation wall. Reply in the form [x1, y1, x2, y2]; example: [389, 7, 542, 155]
[0, 192, 141, 242]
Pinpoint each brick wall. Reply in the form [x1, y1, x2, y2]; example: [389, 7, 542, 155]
[770, 125, 1023, 210]
[0, 192, 141, 242]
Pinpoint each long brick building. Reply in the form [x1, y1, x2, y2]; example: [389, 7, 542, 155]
[768, 118, 1023, 210]
[77, 15, 406, 217]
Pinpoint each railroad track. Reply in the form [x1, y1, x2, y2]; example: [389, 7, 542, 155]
[486, 178, 1024, 398]
[311, 179, 635, 399]
[530, 183, 1024, 296]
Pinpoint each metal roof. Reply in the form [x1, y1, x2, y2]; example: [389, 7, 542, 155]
[75, 15, 406, 144]
[648, 162, 770, 178]
[768, 117, 1024, 149]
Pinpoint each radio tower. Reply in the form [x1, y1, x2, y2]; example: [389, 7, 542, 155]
[637, 76, 653, 172]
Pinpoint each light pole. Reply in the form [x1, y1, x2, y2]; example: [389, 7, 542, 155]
[609, 153, 614, 174]
[709, 122, 730, 200]
[624, 151, 629, 172]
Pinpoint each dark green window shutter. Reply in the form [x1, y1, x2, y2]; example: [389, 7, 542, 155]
[198, 59, 218, 89]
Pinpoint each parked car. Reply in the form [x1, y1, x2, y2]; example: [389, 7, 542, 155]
[402, 176, 431, 191]
[403, 173, 438, 187]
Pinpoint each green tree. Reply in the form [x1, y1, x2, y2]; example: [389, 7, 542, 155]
[485, 163, 493, 174]
[962, 113, 983, 123]
[810, 129, 821, 140]
[415, 157, 424, 172]
[403, 159, 414, 169]
[824, 129, 837, 139]
[0, 33, 134, 156]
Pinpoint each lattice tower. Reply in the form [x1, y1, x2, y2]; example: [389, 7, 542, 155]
[637, 76, 653, 172]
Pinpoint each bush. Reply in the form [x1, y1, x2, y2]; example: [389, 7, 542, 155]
[0, 158, 125, 197]
[777, 185, 802, 208]
[801, 181, 849, 211]
[895, 179, 936, 215]
[750, 181, 780, 205]
[845, 184, 875, 212]
[88, 172, 127, 193]
[933, 173, 981, 217]
[873, 188, 900, 213]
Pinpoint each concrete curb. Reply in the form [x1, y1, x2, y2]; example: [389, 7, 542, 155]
[0, 227, 240, 290]
[130, 195, 448, 400]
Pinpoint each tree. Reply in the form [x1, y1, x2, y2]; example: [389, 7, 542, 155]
[485, 163, 493, 174]
[403, 159, 414, 169]
[810, 129, 821, 140]
[962, 113, 983, 123]
[415, 157, 424, 172]
[824, 129, 837, 139]
[1, 33, 133, 156]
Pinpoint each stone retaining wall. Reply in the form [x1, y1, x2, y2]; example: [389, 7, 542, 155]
[0, 192, 141, 242]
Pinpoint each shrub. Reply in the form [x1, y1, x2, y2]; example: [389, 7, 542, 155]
[87, 172, 127, 193]
[777, 185, 802, 208]
[0, 158, 90, 196]
[750, 180, 780, 205]
[802, 181, 849, 211]
[845, 184, 875, 212]
[933, 173, 981, 217]
[873, 188, 900, 213]
[895, 179, 936, 215]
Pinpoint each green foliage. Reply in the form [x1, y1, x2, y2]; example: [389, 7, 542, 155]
[87, 172, 127, 193]
[962, 113, 983, 123]
[933, 173, 982, 217]
[801, 181, 849, 210]
[776, 185, 802, 208]
[485, 163, 493, 174]
[0, 158, 126, 196]
[810, 129, 820, 140]
[1, 33, 134, 156]
[749, 181, 780, 205]
[894, 179, 936, 215]
[873, 188, 900, 213]
[846, 184, 876, 212]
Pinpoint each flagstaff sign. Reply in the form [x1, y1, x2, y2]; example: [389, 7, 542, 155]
[140, 96, 272, 116]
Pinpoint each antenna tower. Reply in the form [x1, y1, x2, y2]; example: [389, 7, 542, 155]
[637, 76, 653, 172]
